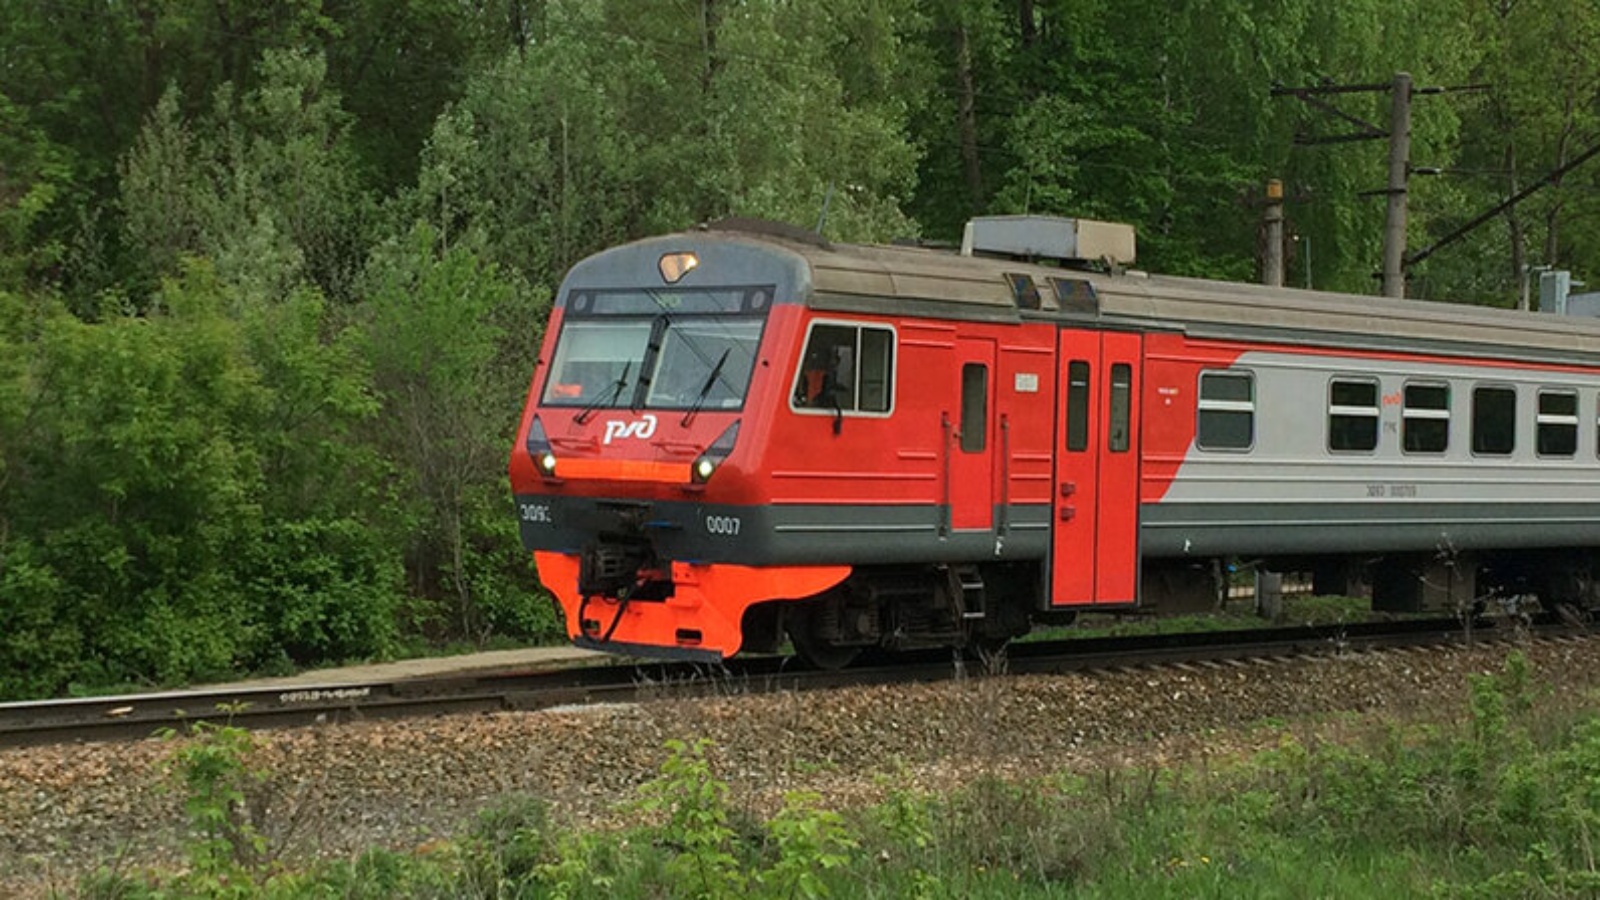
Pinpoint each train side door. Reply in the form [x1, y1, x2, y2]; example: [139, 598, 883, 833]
[949, 337, 996, 531]
[1050, 329, 1142, 605]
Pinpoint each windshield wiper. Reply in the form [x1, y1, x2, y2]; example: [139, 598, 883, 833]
[575, 360, 631, 425]
[680, 349, 731, 427]
[633, 315, 670, 413]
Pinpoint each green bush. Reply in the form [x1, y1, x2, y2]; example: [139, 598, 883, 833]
[636, 737, 745, 898]
[0, 268, 402, 698]
[240, 515, 401, 665]
[465, 794, 554, 887]
[0, 538, 80, 698]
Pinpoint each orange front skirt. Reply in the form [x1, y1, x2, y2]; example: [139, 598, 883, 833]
[533, 551, 850, 659]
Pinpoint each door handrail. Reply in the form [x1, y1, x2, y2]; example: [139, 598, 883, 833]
[939, 411, 952, 536]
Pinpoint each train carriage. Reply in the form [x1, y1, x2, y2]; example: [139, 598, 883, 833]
[507, 216, 1600, 666]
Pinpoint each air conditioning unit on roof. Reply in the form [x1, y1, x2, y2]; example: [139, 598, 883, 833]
[960, 215, 1136, 266]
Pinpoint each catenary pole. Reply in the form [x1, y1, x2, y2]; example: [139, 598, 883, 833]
[1381, 72, 1412, 298]
[1263, 179, 1285, 287]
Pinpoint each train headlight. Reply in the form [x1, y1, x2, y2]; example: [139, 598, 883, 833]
[526, 415, 559, 480]
[688, 420, 740, 485]
[658, 251, 699, 284]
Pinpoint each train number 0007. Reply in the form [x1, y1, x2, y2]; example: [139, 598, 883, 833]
[705, 515, 742, 536]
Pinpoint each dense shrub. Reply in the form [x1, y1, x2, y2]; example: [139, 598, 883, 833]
[0, 270, 401, 695]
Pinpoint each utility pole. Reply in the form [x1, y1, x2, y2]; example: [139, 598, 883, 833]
[1381, 73, 1412, 298]
[1273, 75, 1482, 299]
[1262, 179, 1285, 287]
[1520, 264, 1550, 312]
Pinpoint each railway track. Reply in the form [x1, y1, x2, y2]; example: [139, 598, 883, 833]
[1, 615, 1585, 748]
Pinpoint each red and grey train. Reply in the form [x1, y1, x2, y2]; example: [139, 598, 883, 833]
[508, 216, 1600, 665]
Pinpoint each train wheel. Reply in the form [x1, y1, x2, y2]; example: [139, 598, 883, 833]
[786, 608, 862, 670]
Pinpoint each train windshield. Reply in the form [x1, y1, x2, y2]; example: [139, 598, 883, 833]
[541, 287, 771, 412]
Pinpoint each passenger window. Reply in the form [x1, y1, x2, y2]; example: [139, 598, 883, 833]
[1328, 378, 1379, 452]
[960, 364, 988, 453]
[1065, 360, 1091, 452]
[1403, 383, 1450, 454]
[1108, 363, 1132, 453]
[1197, 371, 1254, 450]
[1538, 390, 1578, 457]
[1471, 386, 1516, 455]
[792, 322, 894, 413]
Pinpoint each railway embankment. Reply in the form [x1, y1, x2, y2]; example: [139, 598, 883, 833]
[5, 629, 1600, 895]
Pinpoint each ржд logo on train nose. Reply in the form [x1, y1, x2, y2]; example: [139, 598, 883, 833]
[603, 414, 658, 444]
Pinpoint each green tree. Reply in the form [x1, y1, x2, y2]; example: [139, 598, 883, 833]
[1430, 0, 1600, 303]
[906, 0, 1477, 289]
[395, 0, 925, 292]
[120, 48, 376, 302]
[0, 265, 395, 698]
[0, 0, 351, 304]
[358, 222, 551, 641]
[0, 94, 74, 290]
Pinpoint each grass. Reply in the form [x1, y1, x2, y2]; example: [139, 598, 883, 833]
[77, 649, 1600, 899]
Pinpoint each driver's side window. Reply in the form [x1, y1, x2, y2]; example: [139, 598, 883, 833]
[791, 322, 894, 414]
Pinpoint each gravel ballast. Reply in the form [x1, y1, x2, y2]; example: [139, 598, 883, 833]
[3, 634, 1597, 892]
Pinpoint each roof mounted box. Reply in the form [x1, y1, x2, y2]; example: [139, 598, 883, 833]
[960, 215, 1136, 266]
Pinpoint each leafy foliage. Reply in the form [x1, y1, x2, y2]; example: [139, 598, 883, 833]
[0, 266, 396, 695]
[357, 221, 552, 641]
[637, 737, 745, 898]
[162, 722, 269, 882]
[120, 50, 375, 303]
[0, 93, 74, 289]
[758, 791, 859, 899]
[3, 1, 1599, 695]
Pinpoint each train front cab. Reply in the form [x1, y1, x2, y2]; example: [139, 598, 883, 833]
[509, 235, 858, 662]
[511, 229, 1159, 664]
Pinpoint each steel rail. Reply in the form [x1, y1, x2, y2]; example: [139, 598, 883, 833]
[0, 616, 1585, 748]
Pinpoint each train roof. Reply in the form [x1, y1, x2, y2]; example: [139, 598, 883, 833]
[692, 221, 1600, 367]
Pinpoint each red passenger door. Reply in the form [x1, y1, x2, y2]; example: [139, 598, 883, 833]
[950, 337, 995, 531]
[1050, 329, 1142, 606]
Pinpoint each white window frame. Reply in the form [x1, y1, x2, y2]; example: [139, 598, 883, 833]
[1401, 380, 1450, 455]
[1537, 388, 1579, 458]
[788, 319, 898, 419]
[1196, 369, 1255, 452]
[1327, 376, 1380, 454]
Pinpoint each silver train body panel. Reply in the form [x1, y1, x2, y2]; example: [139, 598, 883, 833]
[1146, 349, 1600, 558]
